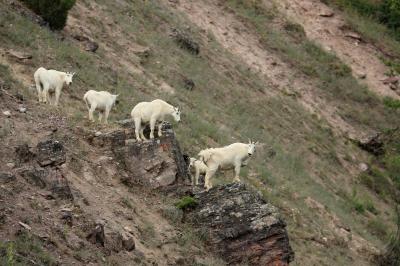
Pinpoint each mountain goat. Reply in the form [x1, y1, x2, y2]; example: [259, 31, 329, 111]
[34, 67, 75, 106]
[189, 157, 208, 186]
[130, 99, 181, 141]
[198, 141, 257, 190]
[83, 90, 119, 124]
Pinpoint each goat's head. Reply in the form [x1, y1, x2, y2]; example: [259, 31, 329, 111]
[113, 94, 119, 106]
[172, 106, 181, 122]
[247, 139, 258, 156]
[65, 72, 75, 86]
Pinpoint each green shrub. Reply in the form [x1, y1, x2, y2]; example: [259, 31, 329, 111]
[175, 196, 198, 210]
[21, 0, 76, 30]
[331, 0, 400, 39]
[383, 97, 400, 109]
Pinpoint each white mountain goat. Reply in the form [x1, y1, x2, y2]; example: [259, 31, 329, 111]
[188, 157, 209, 186]
[34, 67, 75, 106]
[130, 99, 181, 141]
[198, 141, 258, 190]
[83, 90, 119, 124]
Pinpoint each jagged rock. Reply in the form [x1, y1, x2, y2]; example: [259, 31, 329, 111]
[92, 130, 126, 147]
[86, 221, 105, 247]
[183, 78, 195, 90]
[382, 76, 399, 85]
[36, 140, 66, 166]
[112, 123, 190, 188]
[66, 233, 85, 250]
[20, 167, 73, 200]
[3, 110, 11, 117]
[73, 34, 99, 53]
[15, 143, 34, 163]
[185, 183, 294, 265]
[122, 232, 136, 251]
[7, 50, 32, 60]
[0, 172, 16, 183]
[170, 28, 200, 55]
[21, 168, 48, 188]
[319, 11, 334, 17]
[106, 231, 124, 252]
[356, 133, 385, 156]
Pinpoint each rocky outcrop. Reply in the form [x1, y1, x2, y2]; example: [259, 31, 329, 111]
[16, 139, 73, 200]
[90, 121, 190, 188]
[185, 183, 294, 265]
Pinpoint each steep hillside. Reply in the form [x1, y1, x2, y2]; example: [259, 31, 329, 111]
[1, 0, 400, 265]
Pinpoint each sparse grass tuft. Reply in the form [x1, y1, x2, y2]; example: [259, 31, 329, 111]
[121, 197, 134, 209]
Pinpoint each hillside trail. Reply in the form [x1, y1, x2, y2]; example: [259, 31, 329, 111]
[273, 0, 400, 100]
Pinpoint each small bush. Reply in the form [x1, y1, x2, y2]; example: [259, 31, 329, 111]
[367, 218, 389, 240]
[0, 231, 56, 265]
[175, 196, 198, 210]
[377, 207, 400, 266]
[21, 0, 76, 30]
[383, 97, 400, 109]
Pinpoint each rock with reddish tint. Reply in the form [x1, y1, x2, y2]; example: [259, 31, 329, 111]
[185, 183, 294, 265]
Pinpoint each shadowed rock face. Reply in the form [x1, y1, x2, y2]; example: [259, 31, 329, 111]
[16, 139, 73, 200]
[185, 183, 294, 265]
[92, 122, 190, 188]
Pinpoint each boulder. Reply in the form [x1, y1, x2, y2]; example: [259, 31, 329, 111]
[15, 143, 34, 163]
[185, 183, 294, 265]
[0, 172, 16, 183]
[86, 220, 105, 247]
[170, 28, 200, 55]
[109, 122, 190, 188]
[36, 140, 66, 166]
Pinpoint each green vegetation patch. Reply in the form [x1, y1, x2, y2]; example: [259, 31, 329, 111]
[175, 196, 198, 210]
[21, 0, 76, 30]
[0, 231, 56, 265]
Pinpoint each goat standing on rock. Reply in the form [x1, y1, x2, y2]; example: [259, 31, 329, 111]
[34, 67, 75, 106]
[83, 90, 119, 124]
[199, 141, 257, 190]
[131, 99, 181, 141]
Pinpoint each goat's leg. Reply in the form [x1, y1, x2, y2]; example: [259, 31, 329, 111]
[234, 161, 241, 182]
[98, 111, 103, 123]
[42, 84, 49, 104]
[157, 122, 163, 137]
[204, 166, 217, 191]
[149, 117, 157, 139]
[35, 81, 42, 102]
[194, 168, 200, 185]
[134, 118, 142, 141]
[140, 127, 147, 140]
[89, 104, 96, 122]
[104, 108, 110, 124]
[54, 86, 61, 106]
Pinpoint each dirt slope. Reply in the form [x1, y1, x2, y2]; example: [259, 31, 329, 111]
[273, 0, 399, 99]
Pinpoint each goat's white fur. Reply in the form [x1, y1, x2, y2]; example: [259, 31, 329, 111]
[34, 67, 75, 106]
[83, 90, 118, 124]
[198, 141, 257, 190]
[130, 99, 181, 141]
[189, 157, 208, 186]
